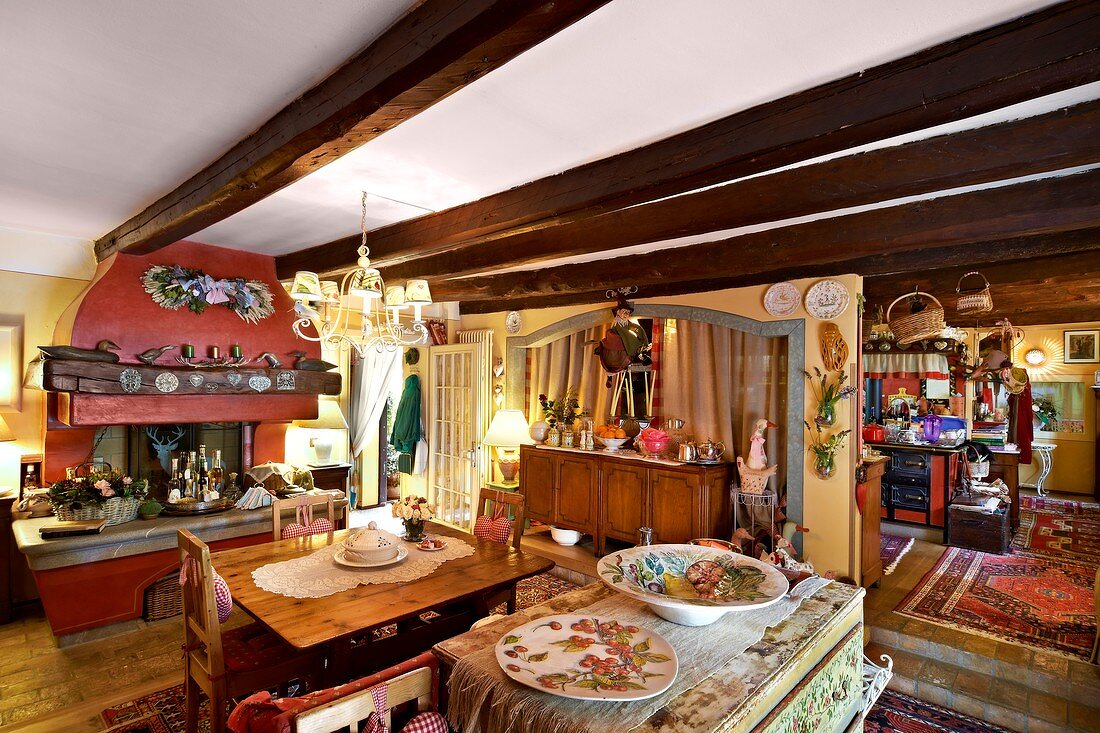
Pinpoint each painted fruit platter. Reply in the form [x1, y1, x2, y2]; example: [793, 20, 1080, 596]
[333, 544, 408, 569]
[598, 544, 789, 626]
[495, 614, 678, 701]
[417, 537, 447, 552]
[804, 279, 850, 320]
[763, 282, 800, 317]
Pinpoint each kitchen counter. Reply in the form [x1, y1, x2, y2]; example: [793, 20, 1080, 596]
[533, 443, 728, 467]
[867, 441, 965, 455]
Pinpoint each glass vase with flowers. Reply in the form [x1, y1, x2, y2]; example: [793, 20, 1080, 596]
[391, 495, 435, 541]
[804, 422, 852, 480]
[804, 367, 855, 427]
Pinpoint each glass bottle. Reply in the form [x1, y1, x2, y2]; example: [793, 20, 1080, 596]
[209, 449, 223, 492]
[23, 464, 37, 490]
[168, 457, 180, 499]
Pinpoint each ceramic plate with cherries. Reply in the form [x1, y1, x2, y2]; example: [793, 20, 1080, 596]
[494, 614, 678, 701]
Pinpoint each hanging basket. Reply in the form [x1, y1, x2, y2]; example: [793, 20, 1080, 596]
[955, 271, 993, 316]
[55, 496, 140, 525]
[887, 291, 946, 345]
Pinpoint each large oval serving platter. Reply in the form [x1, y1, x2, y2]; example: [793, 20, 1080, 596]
[495, 614, 678, 701]
[333, 544, 408, 569]
[597, 544, 788, 626]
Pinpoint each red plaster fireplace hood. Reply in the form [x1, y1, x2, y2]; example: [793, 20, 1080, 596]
[45, 241, 336, 426]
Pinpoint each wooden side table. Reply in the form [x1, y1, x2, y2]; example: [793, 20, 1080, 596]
[308, 463, 352, 493]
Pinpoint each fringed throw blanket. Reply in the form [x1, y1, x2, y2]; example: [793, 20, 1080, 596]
[447, 577, 831, 733]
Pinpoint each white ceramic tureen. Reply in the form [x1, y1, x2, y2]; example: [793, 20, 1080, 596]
[342, 522, 401, 564]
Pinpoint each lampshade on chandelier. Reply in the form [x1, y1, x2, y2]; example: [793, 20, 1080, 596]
[290, 193, 431, 354]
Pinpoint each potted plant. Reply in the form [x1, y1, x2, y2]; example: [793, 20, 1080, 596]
[139, 498, 164, 520]
[48, 468, 149, 525]
[804, 422, 852, 480]
[391, 495, 434, 541]
[804, 367, 855, 427]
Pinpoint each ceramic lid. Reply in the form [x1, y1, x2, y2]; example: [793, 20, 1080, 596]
[344, 521, 400, 561]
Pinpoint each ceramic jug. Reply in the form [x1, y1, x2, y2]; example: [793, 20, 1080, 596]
[697, 438, 725, 461]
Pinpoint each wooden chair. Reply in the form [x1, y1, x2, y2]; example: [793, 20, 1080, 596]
[295, 658, 438, 733]
[271, 493, 338, 541]
[1092, 565, 1100, 665]
[475, 488, 527, 613]
[177, 529, 326, 733]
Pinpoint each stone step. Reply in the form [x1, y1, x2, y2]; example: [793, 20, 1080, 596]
[867, 640, 1100, 733]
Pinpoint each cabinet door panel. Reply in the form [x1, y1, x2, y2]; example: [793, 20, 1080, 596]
[521, 449, 555, 524]
[555, 456, 597, 533]
[649, 469, 697, 544]
[601, 461, 648, 541]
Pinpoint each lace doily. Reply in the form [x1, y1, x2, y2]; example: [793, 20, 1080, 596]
[252, 536, 476, 599]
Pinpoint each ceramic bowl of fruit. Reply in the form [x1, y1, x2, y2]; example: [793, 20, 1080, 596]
[597, 544, 788, 626]
[595, 435, 630, 452]
[594, 425, 630, 451]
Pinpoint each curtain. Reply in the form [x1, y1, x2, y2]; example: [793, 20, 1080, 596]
[350, 348, 402, 460]
[658, 319, 788, 494]
[526, 326, 612, 424]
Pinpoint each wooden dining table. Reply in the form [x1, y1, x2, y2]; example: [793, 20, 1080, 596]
[212, 521, 554, 683]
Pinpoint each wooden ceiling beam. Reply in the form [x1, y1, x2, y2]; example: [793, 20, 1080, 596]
[457, 229, 1100, 315]
[381, 99, 1100, 280]
[93, 0, 611, 260]
[278, 0, 1100, 278]
[439, 168, 1100, 307]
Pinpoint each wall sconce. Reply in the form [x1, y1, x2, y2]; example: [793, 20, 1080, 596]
[1024, 348, 1047, 367]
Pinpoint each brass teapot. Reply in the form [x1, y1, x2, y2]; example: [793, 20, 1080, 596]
[697, 438, 726, 462]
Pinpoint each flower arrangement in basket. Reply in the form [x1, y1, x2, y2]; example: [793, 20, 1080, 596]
[391, 495, 434, 541]
[48, 468, 149, 525]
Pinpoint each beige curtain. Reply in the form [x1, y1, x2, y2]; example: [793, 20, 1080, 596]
[526, 326, 612, 425]
[659, 319, 788, 494]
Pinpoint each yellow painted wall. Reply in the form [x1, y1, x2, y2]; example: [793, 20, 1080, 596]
[1011, 320, 1099, 496]
[460, 274, 863, 578]
[0, 270, 92, 490]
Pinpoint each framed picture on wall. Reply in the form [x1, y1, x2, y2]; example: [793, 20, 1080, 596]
[1064, 329, 1099, 363]
[426, 319, 448, 346]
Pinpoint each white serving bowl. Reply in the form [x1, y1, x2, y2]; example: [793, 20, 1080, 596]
[597, 544, 789, 626]
[595, 436, 630, 452]
[550, 526, 582, 546]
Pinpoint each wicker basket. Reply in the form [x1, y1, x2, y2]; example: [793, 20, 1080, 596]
[55, 496, 140, 526]
[143, 572, 182, 621]
[736, 457, 777, 495]
[887, 291, 946, 345]
[955, 271, 993, 316]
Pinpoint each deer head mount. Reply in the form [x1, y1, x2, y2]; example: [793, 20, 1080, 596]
[145, 425, 186, 474]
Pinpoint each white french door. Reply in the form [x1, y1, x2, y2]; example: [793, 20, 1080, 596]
[427, 343, 482, 530]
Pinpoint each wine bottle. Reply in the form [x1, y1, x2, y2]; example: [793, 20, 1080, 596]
[209, 449, 224, 491]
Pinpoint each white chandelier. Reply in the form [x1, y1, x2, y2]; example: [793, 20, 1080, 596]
[289, 192, 431, 354]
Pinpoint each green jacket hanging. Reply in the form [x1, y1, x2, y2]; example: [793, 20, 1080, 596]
[390, 374, 422, 454]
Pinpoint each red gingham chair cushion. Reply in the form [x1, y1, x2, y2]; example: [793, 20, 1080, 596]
[399, 712, 448, 733]
[280, 517, 335, 540]
[221, 623, 300, 672]
[473, 514, 511, 545]
[212, 568, 233, 623]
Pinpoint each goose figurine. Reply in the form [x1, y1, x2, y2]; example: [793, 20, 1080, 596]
[288, 350, 338, 372]
[39, 339, 120, 363]
[747, 418, 778, 469]
[254, 352, 282, 368]
[137, 344, 176, 365]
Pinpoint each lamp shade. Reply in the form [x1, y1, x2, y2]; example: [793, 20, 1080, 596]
[384, 284, 406, 308]
[0, 415, 13, 442]
[319, 280, 341, 303]
[350, 269, 383, 299]
[482, 409, 534, 447]
[290, 271, 324, 302]
[404, 279, 432, 305]
[294, 399, 349, 430]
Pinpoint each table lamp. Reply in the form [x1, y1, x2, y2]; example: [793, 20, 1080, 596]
[0, 415, 13, 443]
[294, 399, 349, 466]
[482, 409, 534, 483]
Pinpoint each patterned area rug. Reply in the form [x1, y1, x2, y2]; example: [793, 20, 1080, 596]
[1013, 495, 1100, 564]
[101, 572, 578, 732]
[865, 690, 1012, 732]
[881, 534, 915, 576]
[895, 546, 1096, 659]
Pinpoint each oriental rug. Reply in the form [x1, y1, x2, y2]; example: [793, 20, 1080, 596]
[101, 572, 579, 732]
[881, 533, 915, 576]
[1013, 495, 1100, 564]
[895, 546, 1096, 659]
[864, 690, 1012, 733]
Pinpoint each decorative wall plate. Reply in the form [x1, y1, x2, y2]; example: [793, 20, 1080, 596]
[119, 368, 142, 393]
[226, 370, 242, 386]
[763, 282, 800, 317]
[505, 310, 522, 335]
[154, 372, 179, 393]
[495, 614, 678, 701]
[248, 375, 272, 392]
[187, 373, 204, 387]
[804, 279, 850, 320]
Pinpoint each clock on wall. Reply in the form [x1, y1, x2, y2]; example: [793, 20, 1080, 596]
[505, 310, 522, 335]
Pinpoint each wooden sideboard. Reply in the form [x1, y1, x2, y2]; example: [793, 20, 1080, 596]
[519, 445, 731, 554]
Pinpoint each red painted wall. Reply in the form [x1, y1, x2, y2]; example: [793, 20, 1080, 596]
[50, 240, 326, 427]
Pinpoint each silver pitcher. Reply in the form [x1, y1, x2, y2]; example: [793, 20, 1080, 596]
[697, 438, 726, 461]
[677, 441, 697, 462]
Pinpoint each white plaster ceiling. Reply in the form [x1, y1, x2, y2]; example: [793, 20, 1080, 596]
[0, 0, 418, 240]
[0, 0, 1080, 265]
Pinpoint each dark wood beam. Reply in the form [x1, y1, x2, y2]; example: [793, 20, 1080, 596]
[278, 0, 1100, 278]
[93, 0, 611, 260]
[382, 100, 1100, 280]
[457, 228, 1100, 315]
[864, 250, 1100, 327]
[439, 168, 1100, 307]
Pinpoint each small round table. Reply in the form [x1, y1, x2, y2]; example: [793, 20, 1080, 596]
[1027, 442, 1057, 496]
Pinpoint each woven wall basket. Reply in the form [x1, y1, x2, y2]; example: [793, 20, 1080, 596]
[887, 291, 946, 345]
